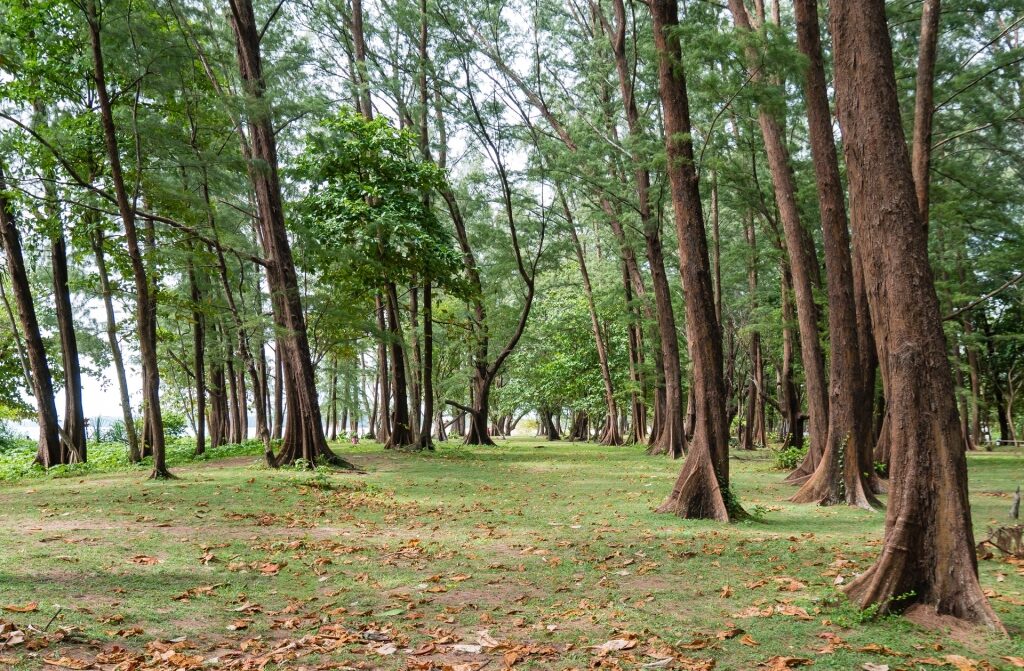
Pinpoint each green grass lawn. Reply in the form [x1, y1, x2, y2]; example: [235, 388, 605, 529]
[0, 438, 1021, 670]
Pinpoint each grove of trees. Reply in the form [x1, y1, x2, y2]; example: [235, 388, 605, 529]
[2, 0, 1022, 632]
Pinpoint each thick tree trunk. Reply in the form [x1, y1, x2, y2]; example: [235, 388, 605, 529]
[227, 0, 349, 468]
[91, 229, 140, 462]
[652, 0, 738, 521]
[830, 0, 1002, 630]
[791, 0, 878, 508]
[0, 163, 63, 467]
[729, 1, 829, 484]
[87, 0, 169, 478]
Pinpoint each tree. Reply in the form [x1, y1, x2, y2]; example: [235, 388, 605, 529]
[651, 0, 739, 521]
[829, 0, 1003, 630]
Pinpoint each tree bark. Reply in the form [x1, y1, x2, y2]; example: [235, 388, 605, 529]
[606, 0, 683, 458]
[227, 0, 349, 468]
[651, 0, 738, 521]
[92, 229, 141, 461]
[0, 163, 63, 467]
[791, 0, 878, 508]
[87, 0, 169, 478]
[728, 0, 829, 484]
[912, 0, 941, 234]
[189, 252, 206, 456]
[830, 0, 1002, 630]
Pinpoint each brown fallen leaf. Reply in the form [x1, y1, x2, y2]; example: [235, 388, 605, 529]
[760, 657, 813, 670]
[678, 638, 712, 650]
[945, 655, 983, 671]
[226, 619, 250, 631]
[2, 602, 38, 613]
[720, 585, 733, 598]
[1002, 657, 1024, 668]
[42, 657, 93, 670]
[739, 634, 759, 647]
[862, 664, 889, 671]
[715, 628, 743, 640]
[128, 555, 160, 566]
[857, 644, 906, 657]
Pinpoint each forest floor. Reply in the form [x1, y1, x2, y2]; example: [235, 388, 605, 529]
[0, 438, 1022, 670]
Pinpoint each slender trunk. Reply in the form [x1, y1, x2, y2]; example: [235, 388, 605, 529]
[0, 163, 62, 467]
[830, 0, 1001, 629]
[652, 0, 738, 520]
[87, 0, 168, 478]
[51, 232, 86, 463]
[384, 282, 413, 448]
[272, 343, 283, 439]
[189, 253, 206, 456]
[228, 0, 348, 467]
[729, 1, 828, 483]
[93, 229, 140, 462]
[912, 0, 941, 234]
[418, 279, 435, 449]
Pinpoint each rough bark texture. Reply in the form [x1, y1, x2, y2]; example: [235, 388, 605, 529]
[228, 0, 349, 468]
[189, 254, 206, 456]
[791, 0, 878, 509]
[0, 163, 63, 467]
[651, 0, 736, 521]
[830, 0, 1002, 630]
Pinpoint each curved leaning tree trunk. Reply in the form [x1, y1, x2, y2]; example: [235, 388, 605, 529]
[726, 0, 829, 486]
[563, 196, 621, 446]
[790, 0, 879, 509]
[0, 163, 63, 467]
[86, 0, 169, 478]
[829, 0, 1003, 630]
[227, 0, 350, 469]
[651, 0, 739, 521]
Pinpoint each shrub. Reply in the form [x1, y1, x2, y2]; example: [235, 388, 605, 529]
[773, 444, 808, 470]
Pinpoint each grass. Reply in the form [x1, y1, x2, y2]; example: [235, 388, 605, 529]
[0, 437, 1021, 670]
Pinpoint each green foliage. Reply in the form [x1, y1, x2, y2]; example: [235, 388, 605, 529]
[772, 444, 808, 471]
[294, 109, 465, 296]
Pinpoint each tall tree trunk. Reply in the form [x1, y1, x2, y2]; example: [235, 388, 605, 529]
[0, 163, 62, 467]
[384, 283, 413, 448]
[189, 253, 206, 456]
[565, 198, 621, 445]
[791, 0, 878, 508]
[227, 0, 349, 467]
[728, 1, 829, 484]
[912, 0, 941, 234]
[51, 230, 86, 463]
[607, 0, 683, 458]
[417, 279, 435, 450]
[651, 0, 739, 521]
[87, 0, 169, 478]
[830, 0, 1002, 630]
[272, 342, 283, 440]
[92, 229, 140, 462]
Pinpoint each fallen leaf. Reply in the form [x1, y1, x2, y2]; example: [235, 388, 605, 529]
[739, 634, 759, 647]
[128, 555, 160, 566]
[945, 655, 982, 671]
[720, 585, 733, 598]
[2, 602, 38, 613]
[42, 657, 93, 670]
[760, 657, 812, 670]
[862, 664, 889, 671]
[592, 638, 637, 655]
[1002, 657, 1024, 668]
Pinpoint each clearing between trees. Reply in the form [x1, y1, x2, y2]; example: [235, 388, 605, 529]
[0, 439, 1021, 670]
